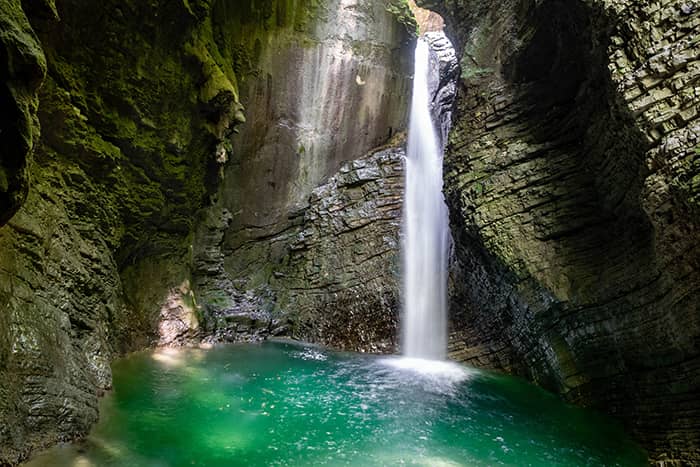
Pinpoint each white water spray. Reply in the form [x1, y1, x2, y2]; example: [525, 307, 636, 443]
[402, 39, 450, 360]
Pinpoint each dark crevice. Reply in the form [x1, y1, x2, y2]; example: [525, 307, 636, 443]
[0, 67, 30, 226]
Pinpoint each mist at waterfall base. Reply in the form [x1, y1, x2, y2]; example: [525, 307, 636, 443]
[26, 341, 646, 467]
[402, 39, 450, 361]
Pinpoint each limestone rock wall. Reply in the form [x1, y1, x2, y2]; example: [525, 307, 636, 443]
[0, 0, 248, 462]
[191, 147, 406, 353]
[279, 148, 404, 352]
[219, 0, 413, 280]
[191, 145, 406, 352]
[0, 0, 46, 225]
[193, 0, 416, 343]
[419, 0, 699, 463]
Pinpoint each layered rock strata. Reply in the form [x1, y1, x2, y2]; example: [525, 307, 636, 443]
[419, 0, 700, 463]
[279, 148, 405, 352]
[193, 0, 417, 347]
[191, 147, 406, 352]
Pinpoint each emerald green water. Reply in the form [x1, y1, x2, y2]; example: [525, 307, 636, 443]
[27, 341, 646, 466]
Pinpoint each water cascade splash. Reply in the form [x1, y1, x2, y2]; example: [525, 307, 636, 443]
[402, 39, 451, 360]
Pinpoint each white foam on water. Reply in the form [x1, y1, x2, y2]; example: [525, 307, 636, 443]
[380, 357, 473, 384]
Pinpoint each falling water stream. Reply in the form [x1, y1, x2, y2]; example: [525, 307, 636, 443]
[403, 39, 450, 360]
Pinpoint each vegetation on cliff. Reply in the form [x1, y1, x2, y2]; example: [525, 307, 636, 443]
[0, 0, 414, 463]
[0, 0, 248, 462]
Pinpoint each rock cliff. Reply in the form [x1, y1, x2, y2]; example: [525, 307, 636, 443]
[276, 147, 405, 351]
[0, 0, 45, 226]
[0, 0, 247, 461]
[0, 0, 414, 463]
[418, 0, 700, 463]
[191, 0, 416, 350]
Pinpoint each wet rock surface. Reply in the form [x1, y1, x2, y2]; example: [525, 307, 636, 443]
[424, 31, 459, 149]
[419, 0, 699, 463]
[191, 145, 405, 353]
[0, 0, 249, 462]
[213, 0, 414, 284]
[279, 148, 405, 352]
[190, 0, 416, 352]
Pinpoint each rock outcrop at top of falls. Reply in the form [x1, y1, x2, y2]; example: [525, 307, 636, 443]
[418, 0, 700, 463]
[0, 0, 415, 463]
[423, 31, 459, 150]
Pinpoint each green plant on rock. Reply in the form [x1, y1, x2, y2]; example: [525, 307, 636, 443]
[385, 0, 419, 37]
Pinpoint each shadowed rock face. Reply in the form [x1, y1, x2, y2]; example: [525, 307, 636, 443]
[0, 0, 249, 462]
[0, 0, 46, 226]
[418, 0, 700, 463]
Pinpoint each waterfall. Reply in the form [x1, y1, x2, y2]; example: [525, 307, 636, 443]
[402, 39, 450, 360]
